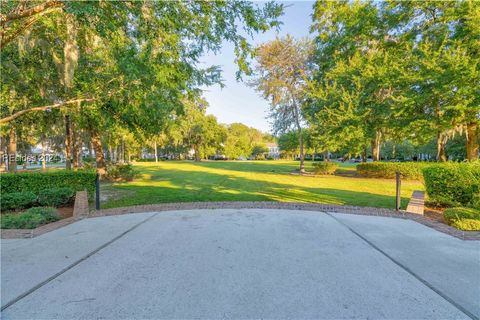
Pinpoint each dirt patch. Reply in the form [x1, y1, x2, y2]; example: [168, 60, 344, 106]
[57, 206, 74, 219]
[424, 207, 446, 224]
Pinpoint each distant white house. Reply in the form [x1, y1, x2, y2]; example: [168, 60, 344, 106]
[266, 143, 280, 159]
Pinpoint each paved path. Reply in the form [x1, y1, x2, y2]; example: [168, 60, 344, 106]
[1, 209, 479, 319]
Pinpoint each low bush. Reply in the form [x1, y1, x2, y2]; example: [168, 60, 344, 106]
[0, 171, 97, 196]
[422, 162, 480, 207]
[0, 192, 37, 212]
[1, 207, 60, 229]
[37, 187, 75, 207]
[357, 162, 430, 179]
[312, 161, 338, 175]
[106, 163, 137, 181]
[443, 207, 480, 231]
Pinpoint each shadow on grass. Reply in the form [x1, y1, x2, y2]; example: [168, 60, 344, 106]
[102, 166, 410, 210]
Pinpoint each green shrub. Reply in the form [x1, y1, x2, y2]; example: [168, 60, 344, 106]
[0, 192, 37, 212]
[37, 187, 74, 207]
[357, 162, 430, 179]
[106, 164, 137, 181]
[1, 207, 60, 229]
[312, 161, 338, 175]
[443, 207, 480, 231]
[0, 170, 97, 196]
[422, 162, 480, 207]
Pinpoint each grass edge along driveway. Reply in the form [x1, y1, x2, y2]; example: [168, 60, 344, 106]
[101, 161, 424, 210]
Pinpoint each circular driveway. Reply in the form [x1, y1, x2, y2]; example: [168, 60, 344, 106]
[1, 209, 478, 319]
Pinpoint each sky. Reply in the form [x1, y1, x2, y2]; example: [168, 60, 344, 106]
[200, 1, 315, 133]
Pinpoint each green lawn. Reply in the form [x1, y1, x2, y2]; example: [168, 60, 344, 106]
[101, 160, 424, 210]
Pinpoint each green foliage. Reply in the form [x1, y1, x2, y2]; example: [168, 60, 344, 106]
[306, 1, 480, 161]
[37, 187, 75, 207]
[1, 207, 60, 229]
[223, 123, 268, 159]
[251, 145, 269, 159]
[106, 164, 138, 182]
[0, 171, 97, 196]
[0, 192, 37, 212]
[443, 207, 480, 231]
[312, 161, 337, 175]
[357, 162, 430, 180]
[422, 162, 480, 207]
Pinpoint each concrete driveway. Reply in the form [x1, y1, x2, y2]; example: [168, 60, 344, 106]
[1, 209, 479, 319]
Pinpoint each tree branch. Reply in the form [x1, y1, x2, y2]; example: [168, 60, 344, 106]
[0, 16, 37, 48]
[0, 97, 96, 124]
[0, 0, 64, 24]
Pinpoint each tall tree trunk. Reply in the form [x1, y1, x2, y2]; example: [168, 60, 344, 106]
[91, 130, 106, 176]
[371, 131, 381, 161]
[362, 145, 367, 162]
[72, 124, 81, 169]
[466, 122, 479, 161]
[0, 134, 5, 170]
[41, 139, 47, 170]
[194, 145, 201, 162]
[65, 115, 72, 170]
[436, 132, 447, 162]
[292, 102, 305, 173]
[154, 141, 158, 163]
[7, 126, 17, 173]
[298, 128, 305, 172]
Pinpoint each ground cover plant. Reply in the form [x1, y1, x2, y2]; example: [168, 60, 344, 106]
[443, 207, 480, 231]
[1, 207, 60, 229]
[100, 161, 423, 210]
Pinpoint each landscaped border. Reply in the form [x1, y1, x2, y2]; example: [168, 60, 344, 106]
[1, 191, 89, 239]
[2, 201, 479, 240]
[90, 202, 480, 241]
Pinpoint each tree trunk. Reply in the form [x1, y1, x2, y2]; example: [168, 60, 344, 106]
[436, 132, 447, 162]
[72, 125, 81, 169]
[362, 145, 367, 162]
[298, 128, 305, 173]
[154, 141, 158, 163]
[64, 115, 72, 170]
[194, 145, 201, 162]
[466, 122, 479, 161]
[0, 134, 5, 170]
[371, 131, 381, 161]
[91, 130, 106, 176]
[41, 139, 47, 170]
[109, 144, 114, 163]
[7, 126, 17, 173]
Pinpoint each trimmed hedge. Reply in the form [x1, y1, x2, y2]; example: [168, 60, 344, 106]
[422, 162, 480, 207]
[37, 187, 75, 207]
[0, 192, 37, 212]
[312, 161, 338, 175]
[1, 207, 60, 229]
[356, 162, 430, 179]
[443, 207, 480, 231]
[0, 170, 96, 196]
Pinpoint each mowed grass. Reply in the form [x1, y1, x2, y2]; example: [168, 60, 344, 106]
[101, 160, 424, 210]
